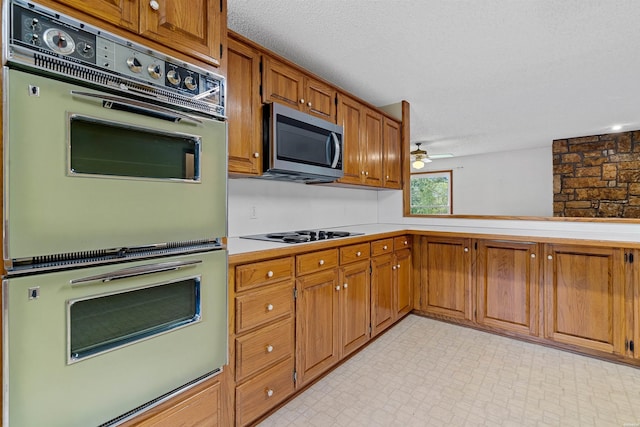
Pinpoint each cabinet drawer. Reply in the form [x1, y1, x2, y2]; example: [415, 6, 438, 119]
[235, 257, 294, 292]
[394, 235, 412, 250]
[236, 357, 295, 427]
[236, 318, 294, 383]
[339, 242, 370, 265]
[371, 238, 393, 257]
[296, 249, 338, 276]
[236, 282, 294, 334]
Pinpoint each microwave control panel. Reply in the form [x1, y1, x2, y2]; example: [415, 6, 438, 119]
[6, 0, 225, 118]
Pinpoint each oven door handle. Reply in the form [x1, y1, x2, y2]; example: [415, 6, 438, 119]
[70, 91, 203, 124]
[70, 260, 202, 285]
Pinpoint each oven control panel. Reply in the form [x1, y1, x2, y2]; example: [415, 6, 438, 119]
[6, 0, 225, 118]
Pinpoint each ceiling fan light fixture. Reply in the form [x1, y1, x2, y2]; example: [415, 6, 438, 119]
[410, 142, 432, 169]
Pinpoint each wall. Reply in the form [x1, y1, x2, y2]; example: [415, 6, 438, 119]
[227, 178, 379, 237]
[410, 145, 553, 216]
[553, 130, 640, 218]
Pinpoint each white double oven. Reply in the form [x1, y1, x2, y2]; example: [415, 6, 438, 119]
[2, 1, 228, 426]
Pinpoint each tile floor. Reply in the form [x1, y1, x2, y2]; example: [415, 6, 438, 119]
[258, 315, 640, 427]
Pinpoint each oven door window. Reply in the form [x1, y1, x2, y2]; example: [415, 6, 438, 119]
[68, 115, 201, 182]
[67, 277, 201, 363]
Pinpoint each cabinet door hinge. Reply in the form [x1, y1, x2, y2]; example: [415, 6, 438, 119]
[631, 340, 635, 353]
[293, 370, 297, 384]
[625, 253, 628, 263]
[220, 0, 223, 12]
[293, 288, 298, 299]
[219, 43, 223, 59]
[369, 324, 372, 334]
[259, 84, 263, 98]
[630, 253, 635, 263]
[474, 242, 477, 250]
[369, 265, 372, 274]
[626, 339, 630, 352]
[259, 58, 263, 73]
[334, 95, 338, 106]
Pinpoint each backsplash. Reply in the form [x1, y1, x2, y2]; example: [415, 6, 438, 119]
[227, 178, 379, 236]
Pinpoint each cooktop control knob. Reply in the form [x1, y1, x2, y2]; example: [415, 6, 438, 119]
[77, 42, 93, 58]
[148, 63, 163, 79]
[167, 69, 181, 86]
[126, 56, 142, 73]
[184, 75, 197, 90]
[318, 231, 326, 239]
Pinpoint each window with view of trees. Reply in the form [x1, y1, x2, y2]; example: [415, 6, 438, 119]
[409, 170, 452, 215]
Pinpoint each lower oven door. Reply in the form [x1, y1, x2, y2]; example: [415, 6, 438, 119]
[3, 250, 227, 427]
[4, 68, 227, 261]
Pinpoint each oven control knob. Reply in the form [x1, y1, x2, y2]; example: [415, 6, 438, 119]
[167, 69, 181, 86]
[30, 18, 40, 31]
[126, 56, 142, 73]
[29, 33, 40, 46]
[184, 75, 197, 91]
[148, 64, 163, 79]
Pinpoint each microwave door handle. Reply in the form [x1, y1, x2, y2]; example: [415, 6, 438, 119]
[331, 132, 340, 168]
[70, 91, 203, 124]
[70, 260, 202, 285]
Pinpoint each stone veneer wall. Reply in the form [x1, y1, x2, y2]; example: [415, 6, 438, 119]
[553, 130, 640, 218]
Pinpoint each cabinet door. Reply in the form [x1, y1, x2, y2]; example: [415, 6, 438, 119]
[394, 248, 412, 319]
[125, 376, 222, 426]
[476, 240, 539, 336]
[296, 270, 340, 386]
[382, 117, 402, 189]
[305, 77, 337, 122]
[544, 244, 625, 355]
[420, 236, 473, 320]
[262, 57, 305, 109]
[227, 37, 262, 175]
[339, 260, 371, 357]
[56, 0, 138, 31]
[630, 249, 640, 359]
[362, 108, 383, 186]
[139, 0, 223, 67]
[337, 94, 364, 185]
[371, 253, 394, 337]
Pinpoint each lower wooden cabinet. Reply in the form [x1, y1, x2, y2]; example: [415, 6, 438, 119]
[339, 259, 371, 357]
[235, 358, 295, 427]
[127, 376, 223, 427]
[543, 244, 625, 355]
[394, 247, 412, 318]
[419, 236, 473, 320]
[370, 252, 394, 337]
[295, 269, 341, 387]
[476, 240, 540, 336]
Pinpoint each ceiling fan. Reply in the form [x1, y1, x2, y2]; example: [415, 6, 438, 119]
[410, 142, 454, 169]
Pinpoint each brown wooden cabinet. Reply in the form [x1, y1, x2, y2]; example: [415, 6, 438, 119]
[393, 236, 413, 319]
[122, 376, 223, 427]
[419, 236, 473, 320]
[476, 240, 540, 336]
[233, 256, 295, 427]
[51, 0, 225, 66]
[337, 94, 385, 187]
[382, 117, 402, 189]
[370, 238, 395, 337]
[543, 244, 625, 355]
[262, 56, 336, 122]
[227, 35, 262, 175]
[339, 259, 371, 357]
[295, 269, 340, 387]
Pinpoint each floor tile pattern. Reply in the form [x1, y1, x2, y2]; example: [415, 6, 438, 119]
[258, 315, 640, 427]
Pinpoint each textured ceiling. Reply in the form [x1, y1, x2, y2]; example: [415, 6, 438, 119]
[227, 1, 640, 158]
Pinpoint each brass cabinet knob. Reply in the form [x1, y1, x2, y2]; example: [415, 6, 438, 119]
[266, 304, 274, 311]
[149, 0, 160, 11]
[266, 388, 274, 398]
[253, 152, 260, 158]
[267, 270, 274, 278]
[266, 345, 274, 353]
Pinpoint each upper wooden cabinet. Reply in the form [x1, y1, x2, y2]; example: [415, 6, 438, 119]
[262, 56, 337, 122]
[382, 117, 402, 189]
[227, 36, 262, 175]
[51, 0, 225, 67]
[543, 244, 625, 355]
[58, 0, 138, 30]
[337, 94, 385, 187]
[476, 240, 540, 336]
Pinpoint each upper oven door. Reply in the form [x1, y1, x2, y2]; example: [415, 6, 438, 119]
[4, 69, 227, 261]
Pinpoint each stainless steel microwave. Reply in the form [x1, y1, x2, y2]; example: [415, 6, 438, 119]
[262, 103, 344, 183]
